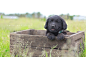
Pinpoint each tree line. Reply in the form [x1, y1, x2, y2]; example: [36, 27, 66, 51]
[0, 12, 45, 19]
[0, 12, 78, 20]
[49, 13, 75, 20]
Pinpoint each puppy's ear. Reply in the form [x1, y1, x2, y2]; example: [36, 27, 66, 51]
[60, 17, 67, 30]
[44, 18, 49, 29]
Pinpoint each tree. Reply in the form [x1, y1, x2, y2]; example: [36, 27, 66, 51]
[60, 14, 64, 17]
[37, 12, 41, 18]
[69, 16, 73, 20]
[48, 14, 54, 17]
[32, 12, 36, 18]
[25, 12, 29, 15]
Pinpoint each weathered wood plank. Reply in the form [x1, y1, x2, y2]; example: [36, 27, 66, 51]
[10, 47, 79, 57]
[68, 31, 84, 41]
[10, 34, 68, 49]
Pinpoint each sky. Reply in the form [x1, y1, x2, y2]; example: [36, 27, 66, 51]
[0, 0, 86, 17]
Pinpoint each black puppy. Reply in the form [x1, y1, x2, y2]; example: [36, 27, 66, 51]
[44, 15, 67, 40]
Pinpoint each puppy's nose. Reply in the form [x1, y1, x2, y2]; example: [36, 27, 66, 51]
[52, 25, 55, 28]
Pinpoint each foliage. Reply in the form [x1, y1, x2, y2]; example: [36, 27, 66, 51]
[1, 12, 85, 20]
[69, 16, 73, 20]
[59, 14, 74, 20]
[37, 12, 41, 18]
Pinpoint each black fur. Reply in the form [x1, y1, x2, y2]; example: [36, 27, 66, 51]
[44, 15, 67, 40]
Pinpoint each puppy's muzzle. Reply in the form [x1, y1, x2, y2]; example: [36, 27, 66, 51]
[51, 25, 55, 28]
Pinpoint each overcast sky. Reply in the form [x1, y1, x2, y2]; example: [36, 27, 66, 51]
[0, 0, 86, 17]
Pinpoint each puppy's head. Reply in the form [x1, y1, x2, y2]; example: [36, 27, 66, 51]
[44, 15, 67, 33]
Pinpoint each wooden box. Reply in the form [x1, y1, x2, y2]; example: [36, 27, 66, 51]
[10, 29, 85, 57]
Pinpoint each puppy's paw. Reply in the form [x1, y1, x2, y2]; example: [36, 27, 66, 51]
[57, 33, 65, 40]
[47, 33, 55, 40]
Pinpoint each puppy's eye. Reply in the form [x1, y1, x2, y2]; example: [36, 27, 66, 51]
[51, 19, 53, 22]
[56, 20, 58, 22]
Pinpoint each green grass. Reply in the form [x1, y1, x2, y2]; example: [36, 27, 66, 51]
[0, 18, 86, 57]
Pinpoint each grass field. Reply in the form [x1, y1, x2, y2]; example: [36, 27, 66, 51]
[0, 18, 86, 57]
